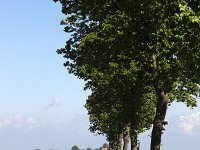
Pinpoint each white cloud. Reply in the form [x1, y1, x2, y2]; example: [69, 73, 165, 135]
[13, 114, 23, 128]
[0, 114, 37, 130]
[179, 112, 200, 135]
[46, 97, 61, 108]
[26, 117, 37, 129]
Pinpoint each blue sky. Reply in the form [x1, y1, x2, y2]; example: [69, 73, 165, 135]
[0, 1, 200, 150]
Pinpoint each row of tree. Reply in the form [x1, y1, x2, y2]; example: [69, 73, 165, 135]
[71, 143, 108, 150]
[54, 0, 200, 150]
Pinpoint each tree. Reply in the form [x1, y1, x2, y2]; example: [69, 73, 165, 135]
[71, 145, 80, 150]
[85, 72, 156, 150]
[140, 1, 200, 150]
[54, 0, 156, 148]
[54, 0, 200, 150]
[86, 83, 128, 150]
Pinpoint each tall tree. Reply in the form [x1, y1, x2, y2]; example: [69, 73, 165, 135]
[143, 1, 200, 149]
[54, 0, 200, 150]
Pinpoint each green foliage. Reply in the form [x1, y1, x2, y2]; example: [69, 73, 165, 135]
[55, 0, 200, 105]
[85, 71, 156, 143]
[55, 0, 200, 149]
[71, 145, 80, 150]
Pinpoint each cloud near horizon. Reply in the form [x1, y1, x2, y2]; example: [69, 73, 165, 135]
[179, 112, 200, 135]
[0, 114, 37, 130]
[0, 113, 91, 134]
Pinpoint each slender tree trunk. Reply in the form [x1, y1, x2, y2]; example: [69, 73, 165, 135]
[150, 91, 169, 150]
[123, 130, 129, 150]
[109, 141, 113, 150]
[130, 97, 138, 150]
[114, 123, 123, 150]
[115, 133, 122, 150]
[110, 133, 122, 150]
[130, 131, 137, 150]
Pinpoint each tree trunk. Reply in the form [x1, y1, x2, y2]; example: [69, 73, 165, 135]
[130, 131, 137, 150]
[109, 142, 112, 150]
[150, 91, 169, 150]
[115, 133, 122, 150]
[123, 130, 129, 150]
